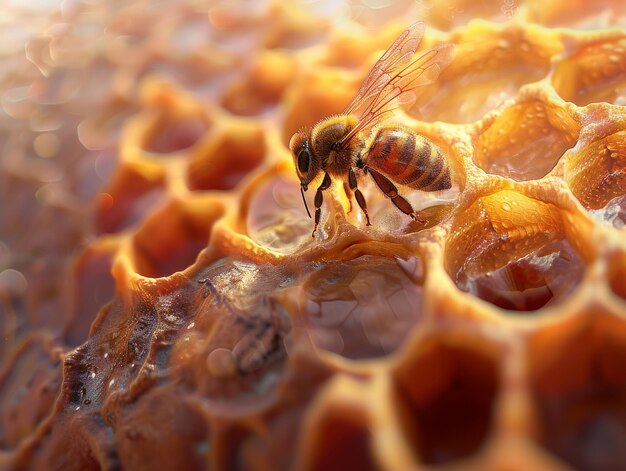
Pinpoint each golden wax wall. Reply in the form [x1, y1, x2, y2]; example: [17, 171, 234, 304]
[0, 1, 625, 470]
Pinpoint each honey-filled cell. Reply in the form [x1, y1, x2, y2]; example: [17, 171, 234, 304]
[552, 35, 626, 107]
[420, 23, 562, 125]
[474, 99, 580, 181]
[445, 190, 587, 312]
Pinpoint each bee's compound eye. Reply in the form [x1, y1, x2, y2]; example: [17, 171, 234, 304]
[297, 149, 311, 175]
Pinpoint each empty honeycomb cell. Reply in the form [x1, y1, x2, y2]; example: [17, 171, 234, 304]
[259, 2, 328, 50]
[186, 122, 265, 191]
[222, 50, 296, 116]
[552, 35, 626, 107]
[303, 405, 377, 471]
[142, 113, 208, 155]
[132, 198, 224, 278]
[445, 190, 586, 311]
[474, 99, 581, 181]
[393, 337, 500, 464]
[128, 78, 214, 156]
[423, 0, 522, 30]
[527, 0, 626, 29]
[212, 426, 253, 471]
[420, 23, 562, 124]
[246, 172, 314, 251]
[529, 313, 626, 471]
[96, 165, 165, 234]
[609, 253, 626, 301]
[0, 338, 61, 449]
[302, 254, 424, 360]
[564, 126, 626, 214]
[64, 244, 117, 347]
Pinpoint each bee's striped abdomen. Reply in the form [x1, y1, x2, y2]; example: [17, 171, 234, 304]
[366, 127, 451, 192]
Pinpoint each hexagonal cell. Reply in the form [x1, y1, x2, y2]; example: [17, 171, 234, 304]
[529, 313, 626, 470]
[302, 254, 424, 360]
[221, 50, 296, 116]
[126, 80, 213, 156]
[445, 190, 586, 311]
[419, 23, 562, 124]
[527, 0, 626, 29]
[142, 113, 208, 155]
[64, 244, 117, 347]
[186, 122, 265, 191]
[246, 172, 315, 252]
[552, 36, 626, 107]
[303, 405, 377, 471]
[393, 336, 500, 464]
[423, 0, 523, 30]
[609, 252, 626, 301]
[132, 198, 224, 278]
[96, 165, 165, 235]
[565, 123, 626, 223]
[474, 99, 580, 181]
[0, 338, 61, 449]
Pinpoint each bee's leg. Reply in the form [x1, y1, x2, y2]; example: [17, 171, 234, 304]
[342, 181, 353, 214]
[313, 173, 332, 236]
[366, 167, 426, 225]
[349, 167, 371, 226]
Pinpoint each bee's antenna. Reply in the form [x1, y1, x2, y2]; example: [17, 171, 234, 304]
[300, 184, 311, 218]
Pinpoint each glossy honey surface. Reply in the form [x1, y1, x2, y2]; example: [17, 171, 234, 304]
[0, 1, 625, 470]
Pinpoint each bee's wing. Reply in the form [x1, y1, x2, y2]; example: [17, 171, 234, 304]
[339, 23, 454, 147]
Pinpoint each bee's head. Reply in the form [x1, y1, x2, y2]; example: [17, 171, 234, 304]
[289, 130, 320, 189]
[289, 130, 320, 218]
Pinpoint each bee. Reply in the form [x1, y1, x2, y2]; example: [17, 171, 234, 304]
[289, 22, 455, 236]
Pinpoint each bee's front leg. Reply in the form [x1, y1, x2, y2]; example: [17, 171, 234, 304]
[313, 173, 332, 237]
[349, 167, 371, 226]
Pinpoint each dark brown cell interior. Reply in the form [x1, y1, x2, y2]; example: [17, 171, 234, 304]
[473, 100, 580, 181]
[610, 257, 626, 301]
[64, 247, 116, 347]
[394, 342, 499, 465]
[531, 320, 626, 471]
[308, 410, 378, 471]
[132, 201, 222, 278]
[187, 130, 265, 191]
[96, 167, 165, 235]
[143, 114, 208, 155]
[456, 239, 585, 312]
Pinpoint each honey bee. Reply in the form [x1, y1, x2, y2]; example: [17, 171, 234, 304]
[289, 22, 455, 236]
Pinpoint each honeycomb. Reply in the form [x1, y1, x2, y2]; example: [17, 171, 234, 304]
[1, 0, 626, 470]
